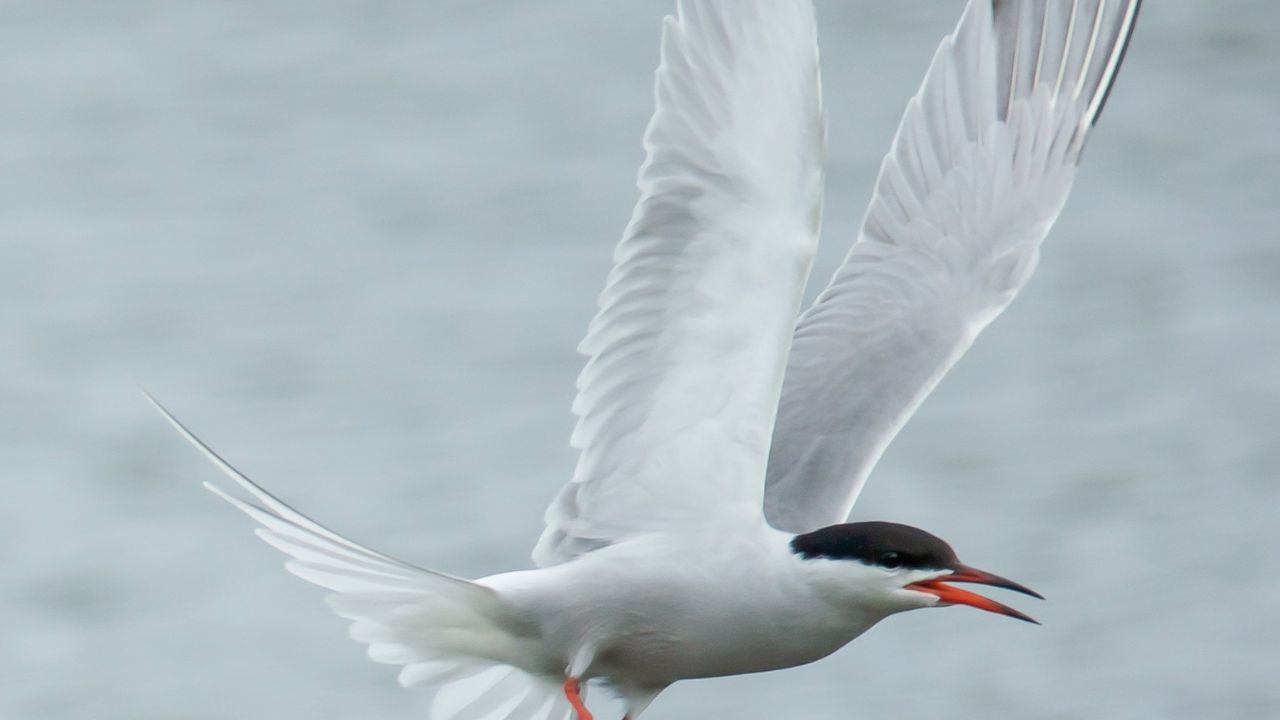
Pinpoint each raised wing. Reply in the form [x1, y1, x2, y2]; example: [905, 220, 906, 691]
[533, 0, 825, 566]
[764, 0, 1140, 533]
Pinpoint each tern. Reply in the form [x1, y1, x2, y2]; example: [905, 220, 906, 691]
[150, 1, 1140, 718]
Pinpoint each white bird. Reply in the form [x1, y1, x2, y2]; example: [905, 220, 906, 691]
[150, 1, 1140, 718]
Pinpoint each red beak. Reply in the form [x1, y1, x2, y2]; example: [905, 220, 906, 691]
[906, 564, 1043, 624]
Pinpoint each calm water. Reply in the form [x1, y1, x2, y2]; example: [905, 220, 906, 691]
[3, 2, 1278, 718]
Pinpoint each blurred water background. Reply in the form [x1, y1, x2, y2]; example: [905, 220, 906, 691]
[3, 1, 1278, 718]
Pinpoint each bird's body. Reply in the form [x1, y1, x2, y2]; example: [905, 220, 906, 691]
[151, 1, 1141, 718]
[484, 523, 887, 688]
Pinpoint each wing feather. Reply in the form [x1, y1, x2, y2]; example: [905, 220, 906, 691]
[764, 0, 1140, 533]
[535, 0, 825, 566]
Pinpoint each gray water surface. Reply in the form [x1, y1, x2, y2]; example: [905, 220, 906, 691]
[3, 2, 1278, 718]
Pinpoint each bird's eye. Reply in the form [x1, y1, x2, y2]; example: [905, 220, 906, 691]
[879, 552, 902, 569]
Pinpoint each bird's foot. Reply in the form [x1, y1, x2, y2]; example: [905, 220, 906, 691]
[563, 677, 593, 720]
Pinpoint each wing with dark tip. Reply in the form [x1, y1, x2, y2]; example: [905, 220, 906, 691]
[764, 0, 1140, 533]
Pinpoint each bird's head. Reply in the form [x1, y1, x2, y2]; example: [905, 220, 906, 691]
[790, 521, 1042, 623]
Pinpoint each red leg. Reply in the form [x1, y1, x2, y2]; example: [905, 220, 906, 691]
[563, 677, 593, 720]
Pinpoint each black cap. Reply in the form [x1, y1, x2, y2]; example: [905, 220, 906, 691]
[790, 521, 960, 571]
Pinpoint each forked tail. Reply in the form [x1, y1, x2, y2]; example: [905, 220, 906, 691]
[146, 394, 573, 720]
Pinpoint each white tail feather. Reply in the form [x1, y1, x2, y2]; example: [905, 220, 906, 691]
[145, 392, 571, 720]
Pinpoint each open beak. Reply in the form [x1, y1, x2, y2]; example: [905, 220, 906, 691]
[906, 564, 1043, 625]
